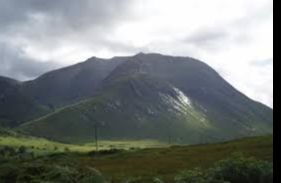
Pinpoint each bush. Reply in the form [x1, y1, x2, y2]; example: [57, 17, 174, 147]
[80, 175, 106, 183]
[153, 177, 165, 183]
[41, 165, 77, 182]
[88, 149, 123, 156]
[64, 147, 70, 152]
[54, 146, 59, 151]
[0, 146, 17, 157]
[175, 168, 207, 183]
[0, 163, 20, 183]
[0, 161, 108, 183]
[209, 154, 273, 183]
[18, 146, 27, 154]
[174, 154, 273, 183]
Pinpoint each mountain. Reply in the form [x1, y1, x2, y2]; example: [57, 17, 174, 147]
[0, 76, 48, 127]
[19, 53, 273, 144]
[22, 56, 127, 108]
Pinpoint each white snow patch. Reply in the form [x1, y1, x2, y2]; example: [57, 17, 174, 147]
[159, 87, 193, 115]
[173, 87, 192, 108]
[160, 93, 183, 113]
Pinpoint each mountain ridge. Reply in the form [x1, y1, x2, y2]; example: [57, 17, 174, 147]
[0, 53, 274, 108]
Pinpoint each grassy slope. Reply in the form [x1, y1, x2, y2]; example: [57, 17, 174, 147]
[19, 75, 215, 144]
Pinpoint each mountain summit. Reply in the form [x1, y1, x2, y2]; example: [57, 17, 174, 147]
[0, 53, 273, 144]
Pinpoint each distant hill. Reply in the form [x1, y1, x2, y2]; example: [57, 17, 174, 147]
[0, 76, 49, 127]
[17, 53, 273, 144]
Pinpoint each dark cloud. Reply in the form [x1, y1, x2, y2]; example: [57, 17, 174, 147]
[186, 30, 227, 44]
[0, 0, 131, 30]
[0, 42, 60, 80]
[1, 0, 133, 43]
[0, 0, 134, 80]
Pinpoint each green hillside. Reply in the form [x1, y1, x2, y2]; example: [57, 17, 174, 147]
[20, 74, 217, 144]
[0, 77, 49, 127]
[20, 54, 273, 144]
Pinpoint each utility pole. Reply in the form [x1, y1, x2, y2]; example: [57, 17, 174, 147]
[168, 133, 172, 145]
[80, 110, 100, 152]
[94, 123, 99, 152]
[168, 119, 172, 145]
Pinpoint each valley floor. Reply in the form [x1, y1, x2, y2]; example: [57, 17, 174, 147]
[79, 135, 273, 182]
[0, 135, 273, 183]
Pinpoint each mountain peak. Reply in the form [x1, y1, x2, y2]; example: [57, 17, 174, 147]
[136, 52, 146, 56]
[135, 52, 164, 57]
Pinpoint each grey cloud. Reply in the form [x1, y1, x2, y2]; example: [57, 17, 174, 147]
[251, 58, 273, 67]
[184, 29, 229, 50]
[232, 0, 273, 29]
[184, 0, 273, 52]
[0, 42, 60, 81]
[1, 0, 132, 30]
[1, 0, 133, 43]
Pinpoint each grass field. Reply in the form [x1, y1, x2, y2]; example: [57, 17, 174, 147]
[80, 135, 273, 182]
[0, 132, 168, 155]
[0, 134, 273, 182]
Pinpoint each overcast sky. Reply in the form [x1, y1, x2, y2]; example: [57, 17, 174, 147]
[0, 0, 273, 107]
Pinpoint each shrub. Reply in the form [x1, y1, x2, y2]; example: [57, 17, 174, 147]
[18, 146, 27, 154]
[153, 177, 165, 183]
[79, 167, 106, 183]
[88, 149, 123, 156]
[0, 146, 17, 157]
[174, 154, 273, 183]
[209, 154, 273, 183]
[174, 168, 209, 183]
[0, 163, 20, 183]
[42, 165, 77, 182]
[80, 175, 106, 183]
[64, 147, 70, 152]
[54, 146, 59, 151]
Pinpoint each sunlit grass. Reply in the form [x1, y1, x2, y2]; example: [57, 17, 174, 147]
[85, 140, 169, 150]
[0, 134, 169, 156]
[0, 136, 92, 154]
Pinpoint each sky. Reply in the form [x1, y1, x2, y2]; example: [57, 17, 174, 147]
[0, 0, 273, 107]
